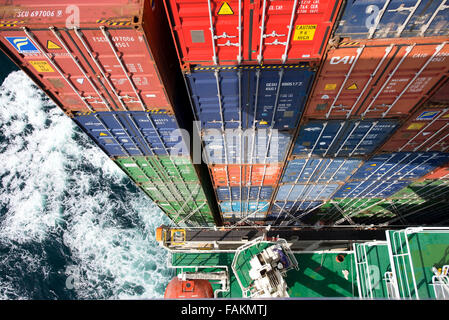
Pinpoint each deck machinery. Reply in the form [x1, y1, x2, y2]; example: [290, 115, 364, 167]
[157, 226, 449, 299]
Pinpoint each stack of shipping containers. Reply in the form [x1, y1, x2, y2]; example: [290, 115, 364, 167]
[163, 0, 343, 225]
[306, 0, 449, 227]
[1, 0, 449, 229]
[0, 0, 219, 227]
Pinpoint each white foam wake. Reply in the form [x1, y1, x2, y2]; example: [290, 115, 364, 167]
[0, 71, 173, 299]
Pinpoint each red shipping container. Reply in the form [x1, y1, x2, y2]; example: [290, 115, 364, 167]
[164, 0, 342, 68]
[210, 163, 282, 186]
[304, 38, 449, 120]
[428, 78, 449, 105]
[381, 105, 449, 153]
[0, 0, 178, 113]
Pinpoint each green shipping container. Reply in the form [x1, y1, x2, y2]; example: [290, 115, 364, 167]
[390, 180, 449, 201]
[115, 156, 200, 184]
[141, 182, 206, 202]
[158, 201, 215, 226]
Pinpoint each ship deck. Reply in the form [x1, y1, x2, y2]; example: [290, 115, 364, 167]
[171, 249, 358, 298]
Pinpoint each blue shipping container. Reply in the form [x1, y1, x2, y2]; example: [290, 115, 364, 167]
[216, 186, 273, 201]
[73, 111, 189, 157]
[186, 65, 315, 130]
[203, 129, 291, 164]
[220, 201, 269, 213]
[335, 0, 449, 39]
[349, 152, 449, 181]
[281, 158, 362, 183]
[275, 184, 340, 201]
[333, 179, 411, 198]
[292, 119, 398, 157]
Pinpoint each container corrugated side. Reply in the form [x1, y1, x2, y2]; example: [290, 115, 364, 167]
[335, 0, 449, 40]
[380, 105, 449, 152]
[303, 38, 449, 119]
[209, 164, 283, 186]
[203, 129, 292, 164]
[281, 158, 362, 183]
[0, 0, 179, 113]
[185, 65, 315, 130]
[158, 201, 215, 226]
[275, 184, 340, 201]
[349, 152, 449, 181]
[291, 119, 398, 157]
[216, 186, 273, 201]
[73, 111, 189, 157]
[114, 156, 200, 183]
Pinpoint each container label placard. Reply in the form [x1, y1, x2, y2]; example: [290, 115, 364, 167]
[407, 123, 426, 130]
[29, 60, 54, 73]
[5, 36, 39, 53]
[293, 25, 317, 41]
[324, 83, 336, 90]
[417, 111, 439, 120]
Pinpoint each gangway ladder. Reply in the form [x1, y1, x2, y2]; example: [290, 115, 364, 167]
[431, 265, 449, 300]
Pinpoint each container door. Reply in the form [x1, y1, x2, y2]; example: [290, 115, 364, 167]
[167, 0, 245, 65]
[251, 0, 342, 63]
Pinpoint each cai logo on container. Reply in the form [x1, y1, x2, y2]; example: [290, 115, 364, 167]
[5, 36, 39, 53]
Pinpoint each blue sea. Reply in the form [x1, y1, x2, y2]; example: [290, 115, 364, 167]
[0, 70, 173, 299]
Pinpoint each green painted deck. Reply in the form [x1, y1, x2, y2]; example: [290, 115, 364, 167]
[172, 250, 358, 298]
[387, 229, 449, 299]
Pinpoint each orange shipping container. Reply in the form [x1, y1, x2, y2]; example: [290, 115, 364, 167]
[381, 105, 449, 153]
[210, 164, 282, 186]
[0, 0, 178, 113]
[304, 38, 449, 120]
[422, 164, 449, 180]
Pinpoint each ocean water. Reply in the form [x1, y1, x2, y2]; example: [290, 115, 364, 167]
[0, 71, 174, 299]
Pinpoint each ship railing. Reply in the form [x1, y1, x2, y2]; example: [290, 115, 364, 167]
[431, 265, 449, 300]
[354, 242, 387, 299]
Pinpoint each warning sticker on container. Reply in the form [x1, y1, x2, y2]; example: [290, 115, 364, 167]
[417, 111, 439, 120]
[324, 83, 337, 90]
[293, 25, 317, 41]
[218, 2, 233, 15]
[29, 61, 54, 73]
[407, 123, 426, 130]
[47, 40, 61, 50]
[346, 83, 358, 90]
